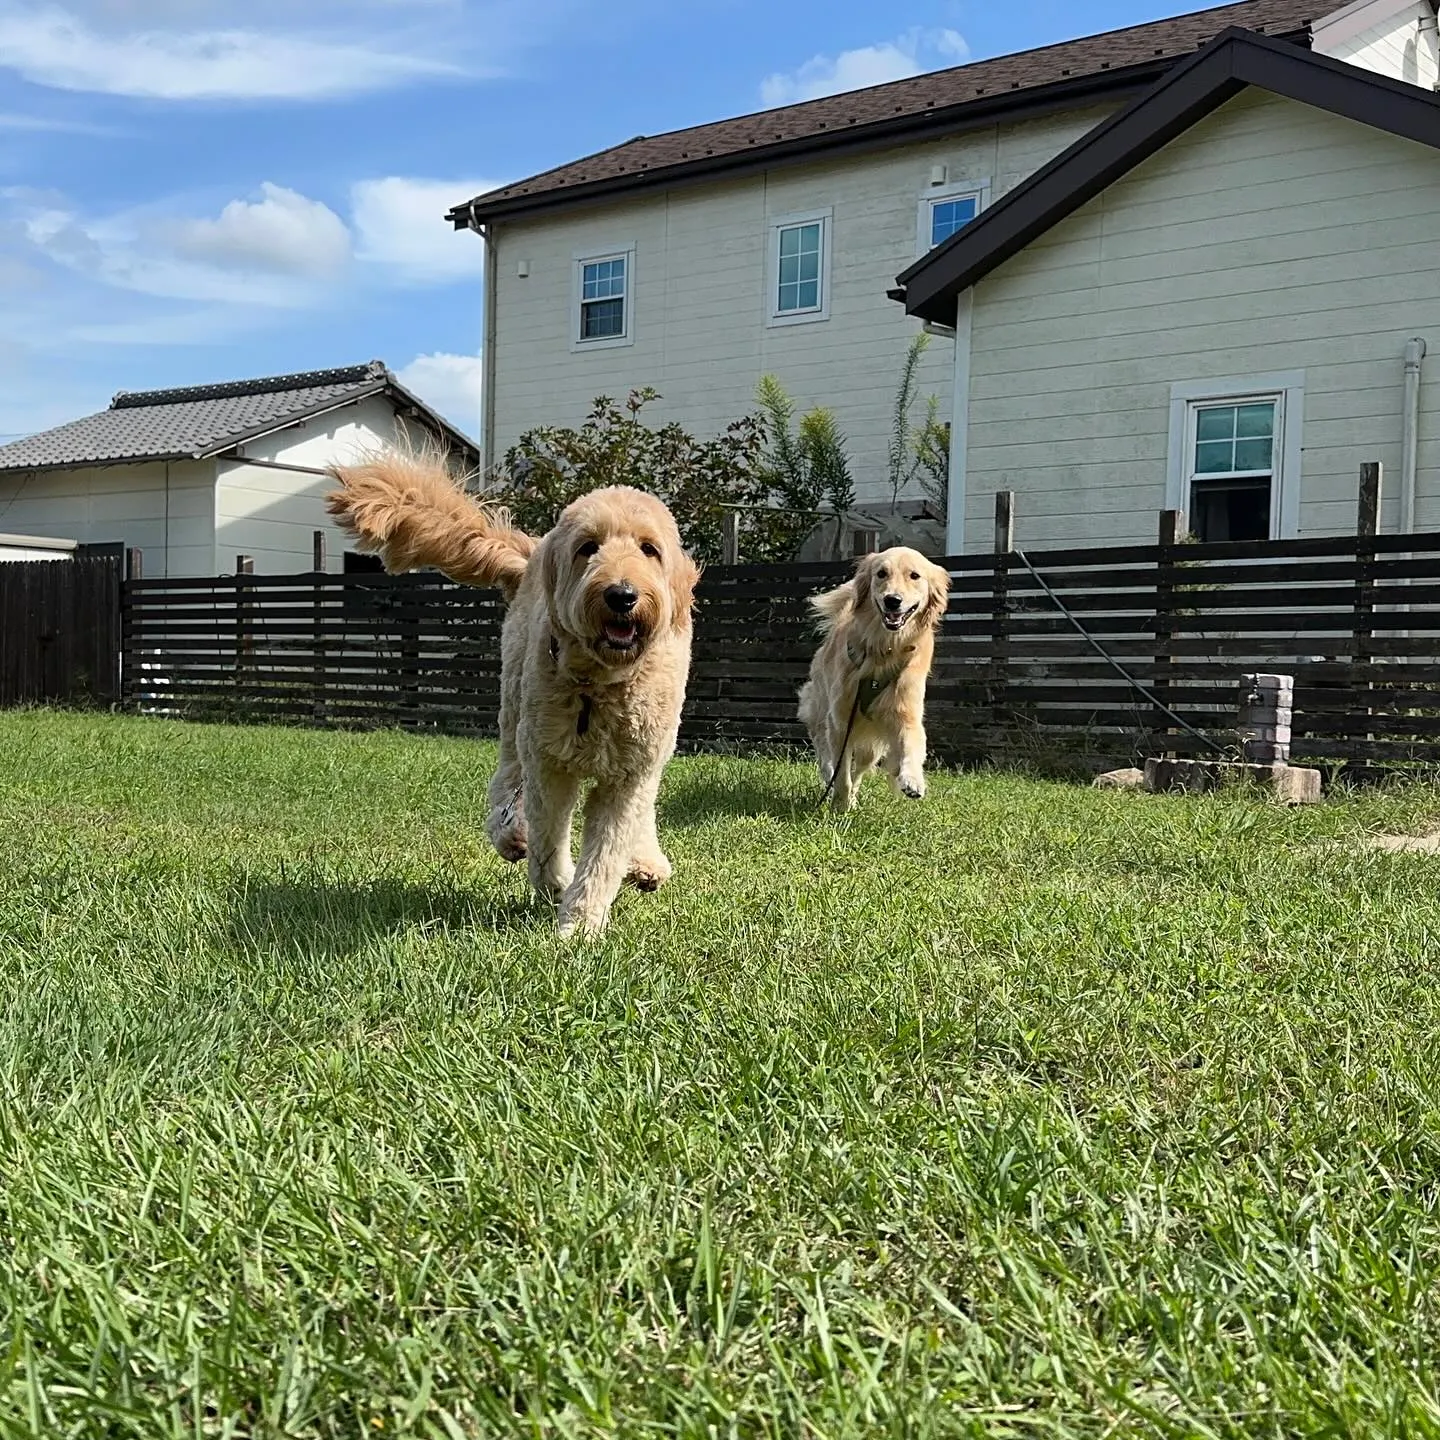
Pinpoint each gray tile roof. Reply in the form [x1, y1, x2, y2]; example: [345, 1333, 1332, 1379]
[0, 361, 479, 473]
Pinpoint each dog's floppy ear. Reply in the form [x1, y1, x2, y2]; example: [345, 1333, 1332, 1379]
[669, 549, 702, 628]
[921, 558, 951, 629]
[851, 552, 878, 612]
[536, 530, 564, 627]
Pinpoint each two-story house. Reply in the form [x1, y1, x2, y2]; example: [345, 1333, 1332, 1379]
[450, 0, 1440, 552]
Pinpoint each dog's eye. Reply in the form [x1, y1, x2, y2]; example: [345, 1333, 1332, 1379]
[640, 541, 661, 559]
[877, 569, 888, 580]
[910, 571, 920, 580]
[576, 540, 599, 559]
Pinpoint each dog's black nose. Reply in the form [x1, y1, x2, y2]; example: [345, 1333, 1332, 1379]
[604, 583, 639, 614]
[882, 593, 904, 612]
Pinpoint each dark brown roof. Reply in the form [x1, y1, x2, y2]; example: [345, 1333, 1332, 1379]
[895, 27, 1440, 322]
[451, 0, 1319, 225]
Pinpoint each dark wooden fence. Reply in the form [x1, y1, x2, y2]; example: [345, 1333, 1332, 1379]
[116, 495, 1440, 772]
[0, 554, 122, 707]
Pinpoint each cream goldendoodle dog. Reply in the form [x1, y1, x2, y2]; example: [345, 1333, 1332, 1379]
[325, 452, 700, 937]
[798, 546, 950, 812]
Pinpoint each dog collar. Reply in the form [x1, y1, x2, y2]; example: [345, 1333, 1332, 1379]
[550, 635, 594, 735]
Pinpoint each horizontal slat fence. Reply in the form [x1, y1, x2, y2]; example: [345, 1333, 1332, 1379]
[119, 509, 1440, 771]
[0, 554, 121, 707]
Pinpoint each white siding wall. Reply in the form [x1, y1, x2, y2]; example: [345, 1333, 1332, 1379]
[215, 395, 417, 573]
[488, 106, 1115, 506]
[1314, 0, 1440, 87]
[961, 89, 1440, 549]
[0, 460, 214, 576]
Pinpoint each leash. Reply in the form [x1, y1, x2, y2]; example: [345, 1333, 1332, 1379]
[1010, 548, 1226, 756]
[817, 643, 906, 808]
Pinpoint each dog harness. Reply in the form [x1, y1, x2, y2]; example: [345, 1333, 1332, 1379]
[550, 636, 594, 735]
[846, 641, 908, 715]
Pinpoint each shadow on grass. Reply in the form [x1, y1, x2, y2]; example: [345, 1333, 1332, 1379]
[659, 766, 817, 828]
[228, 874, 544, 958]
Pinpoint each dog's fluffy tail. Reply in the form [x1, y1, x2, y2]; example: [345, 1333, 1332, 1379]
[808, 581, 855, 635]
[325, 449, 537, 599]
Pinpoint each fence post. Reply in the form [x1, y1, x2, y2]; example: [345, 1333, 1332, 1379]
[125, 548, 143, 582]
[312, 531, 327, 724]
[851, 527, 879, 556]
[1355, 462, 1381, 746]
[721, 511, 740, 566]
[235, 555, 254, 693]
[1155, 510, 1185, 757]
[990, 491, 1015, 748]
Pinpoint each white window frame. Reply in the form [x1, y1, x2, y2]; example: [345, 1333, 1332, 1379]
[571, 244, 635, 352]
[916, 180, 991, 257]
[766, 209, 831, 328]
[1166, 372, 1305, 540]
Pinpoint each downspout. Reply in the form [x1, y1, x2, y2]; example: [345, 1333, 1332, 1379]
[474, 205, 498, 479]
[1422, 2, 1439, 87]
[1402, 337, 1426, 534]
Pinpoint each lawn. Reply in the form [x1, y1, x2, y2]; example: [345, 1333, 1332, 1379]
[1, 710, 1438, 1438]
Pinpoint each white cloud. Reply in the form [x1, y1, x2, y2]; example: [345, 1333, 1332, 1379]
[351, 177, 502, 285]
[5, 186, 339, 306]
[760, 27, 970, 107]
[173, 183, 351, 278]
[0, 5, 463, 100]
[397, 351, 481, 438]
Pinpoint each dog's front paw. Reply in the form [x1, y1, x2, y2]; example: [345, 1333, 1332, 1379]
[625, 852, 672, 892]
[486, 805, 528, 862]
[899, 774, 926, 800]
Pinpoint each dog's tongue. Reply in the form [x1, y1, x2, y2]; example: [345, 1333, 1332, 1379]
[604, 620, 637, 644]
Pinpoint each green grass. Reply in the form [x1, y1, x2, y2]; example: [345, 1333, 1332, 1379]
[1, 710, 1439, 1438]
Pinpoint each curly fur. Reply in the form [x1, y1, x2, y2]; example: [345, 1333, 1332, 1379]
[326, 452, 701, 937]
[797, 546, 950, 811]
[324, 448, 536, 599]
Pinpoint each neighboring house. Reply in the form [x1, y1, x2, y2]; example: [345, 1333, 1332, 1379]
[449, 0, 1439, 549]
[0, 533, 77, 562]
[893, 19, 1440, 548]
[0, 362, 478, 577]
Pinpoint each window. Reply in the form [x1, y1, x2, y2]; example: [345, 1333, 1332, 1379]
[572, 247, 634, 349]
[777, 222, 822, 313]
[1166, 374, 1305, 542]
[1187, 399, 1276, 542]
[767, 210, 831, 326]
[917, 182, 989, 255]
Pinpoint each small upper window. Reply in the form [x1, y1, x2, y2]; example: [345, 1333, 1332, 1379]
[930, 194, 979, 247]
[917, 183, 988, 254]
[776, 221, 823, 314]
[1187, 398, 1277, 542]
[578, 255, 627, 341]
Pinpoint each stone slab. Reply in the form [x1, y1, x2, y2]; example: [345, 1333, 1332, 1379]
[1143, 757, 1322, 804]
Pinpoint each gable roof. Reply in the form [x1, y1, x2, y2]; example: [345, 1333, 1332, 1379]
[449, 0, 1322, 227]
[0, 361, 480, 475]
[894, 27, 1440, 322]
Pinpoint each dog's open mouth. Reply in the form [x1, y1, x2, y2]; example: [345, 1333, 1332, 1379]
[601, 619, 641, 652]
[882, 604, 918, 632]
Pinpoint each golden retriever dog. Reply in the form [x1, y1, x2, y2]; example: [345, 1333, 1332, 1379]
[797, 547, 950, 811]
[325, 451, 700, 937]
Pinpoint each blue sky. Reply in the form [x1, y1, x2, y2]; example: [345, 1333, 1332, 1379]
[0, 0, 1191, 444]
